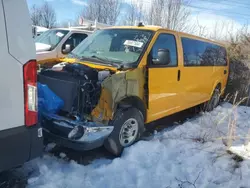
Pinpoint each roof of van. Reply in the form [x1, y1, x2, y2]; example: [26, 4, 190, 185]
[50, 28, 93, 33]
[107, 25, 225, 47]
[109, 25, 162, 31]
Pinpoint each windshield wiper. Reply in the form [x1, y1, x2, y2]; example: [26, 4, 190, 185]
[90, 55, 111, 63]
[68, 53, 127, 69]
[80, 55, 121, 68]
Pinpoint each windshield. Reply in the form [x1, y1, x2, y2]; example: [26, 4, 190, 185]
[71, 29, 153, 65]
[35, 29, 69, 49]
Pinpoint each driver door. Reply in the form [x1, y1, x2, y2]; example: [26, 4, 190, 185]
[147, 32, 183, 122]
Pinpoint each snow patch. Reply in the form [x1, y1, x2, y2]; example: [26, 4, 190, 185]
[44, 143, 56, 152]
[24, 103, 250, 188]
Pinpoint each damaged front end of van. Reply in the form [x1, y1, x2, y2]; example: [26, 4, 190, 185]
[37, 27, 152, 153]
[39, 61, 146, 151]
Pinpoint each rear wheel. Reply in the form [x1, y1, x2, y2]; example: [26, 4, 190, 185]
[205, 87, 221, 112]
[104, 107, 144, 156]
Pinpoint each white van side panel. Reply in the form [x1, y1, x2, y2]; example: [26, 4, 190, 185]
[3, 0, 36, 63]
[0, 0, 34, 130]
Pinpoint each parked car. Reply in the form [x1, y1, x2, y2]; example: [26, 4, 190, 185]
[38, 24, 229, 156]
[35, 28, 92, 68]
[0, 0, 43, 172]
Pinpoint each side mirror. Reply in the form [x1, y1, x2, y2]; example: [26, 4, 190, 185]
[153, 49, 171, 65]
[62, 44, 71, 54]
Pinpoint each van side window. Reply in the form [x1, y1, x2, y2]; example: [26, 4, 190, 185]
[62, 33, 88, 52]
[151, 34, 178, 66]
[182, 37, 227, 66]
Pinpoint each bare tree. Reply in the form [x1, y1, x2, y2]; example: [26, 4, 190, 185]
[125, 0, 144, 25]
[192, 16, 208, 38]
[81, 0, 121, 25]
[30, 5, 42, 26]
[147, 0, 164, 26]
[58, 21, 70, 28]
[30, 2, 57, 28]
[40, 2, 57, 28]
[105, 0, 120, 25]
[137, 1, 143, 23]
[82, 0, 101, 22]
[145, 0, 191, 32]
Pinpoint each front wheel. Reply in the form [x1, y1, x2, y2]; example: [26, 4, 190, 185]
[104, 107, 144, 156]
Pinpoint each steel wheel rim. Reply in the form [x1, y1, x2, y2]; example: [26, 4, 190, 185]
[119, 118, 139, 147]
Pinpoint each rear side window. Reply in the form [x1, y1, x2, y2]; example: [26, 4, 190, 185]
[62, 33, 88, 51]
[151, 33, 178, 66]
[181, 37, 227, 66]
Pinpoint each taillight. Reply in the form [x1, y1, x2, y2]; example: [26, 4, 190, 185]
[23, 60, 38, 126]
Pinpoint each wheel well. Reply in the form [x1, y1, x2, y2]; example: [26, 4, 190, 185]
[216, 83, 222, 91]
[215, 83, 222, 95]
[117, 96, 147, 122]
[209, 83, 222, 99]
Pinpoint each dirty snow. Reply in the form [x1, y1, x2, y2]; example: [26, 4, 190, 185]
[24, 103, 250, 188]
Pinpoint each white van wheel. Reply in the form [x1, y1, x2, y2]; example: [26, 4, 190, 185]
[104, 107, 144, 156]
[119, 118, 139, 147]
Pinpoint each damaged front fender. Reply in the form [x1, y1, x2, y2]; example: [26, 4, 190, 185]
[91, 68, 146, 123]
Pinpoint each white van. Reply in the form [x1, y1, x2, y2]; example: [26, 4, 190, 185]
[0, 0, 43, 172]
[35, 28, 92, 68]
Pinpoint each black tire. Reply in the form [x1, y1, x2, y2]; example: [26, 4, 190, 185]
[205, 87, 221, 112]
[104, 107, 144, 156]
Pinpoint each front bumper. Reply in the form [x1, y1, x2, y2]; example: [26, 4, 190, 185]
[41, 113, 113, 151]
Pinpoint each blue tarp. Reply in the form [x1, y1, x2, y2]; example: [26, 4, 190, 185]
[38, 82, 64, 118]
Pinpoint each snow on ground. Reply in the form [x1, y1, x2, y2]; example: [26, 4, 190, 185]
[24, 103, 250, 188]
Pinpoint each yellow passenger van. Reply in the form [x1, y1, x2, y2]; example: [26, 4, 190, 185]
[39, 24, 229, 156]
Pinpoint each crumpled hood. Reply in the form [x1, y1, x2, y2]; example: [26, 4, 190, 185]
[36, 43, 52, 52]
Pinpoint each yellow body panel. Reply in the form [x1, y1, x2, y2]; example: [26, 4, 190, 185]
[146, 67, 184, 122]
[137, 28, 229, 123]
[50, 26, 229, 125]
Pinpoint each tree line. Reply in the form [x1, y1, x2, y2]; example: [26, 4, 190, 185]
[30, 2, 57, 28]
[30, 0, 191, 32]
[30, 0, 249, 42]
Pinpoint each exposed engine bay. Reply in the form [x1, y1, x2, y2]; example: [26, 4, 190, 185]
[38, 61, 145, 152]
[38, 62, 112, 121]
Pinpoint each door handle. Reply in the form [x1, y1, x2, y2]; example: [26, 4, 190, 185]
[177, 70, 181, 81]
[224, 70, 227, 74]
